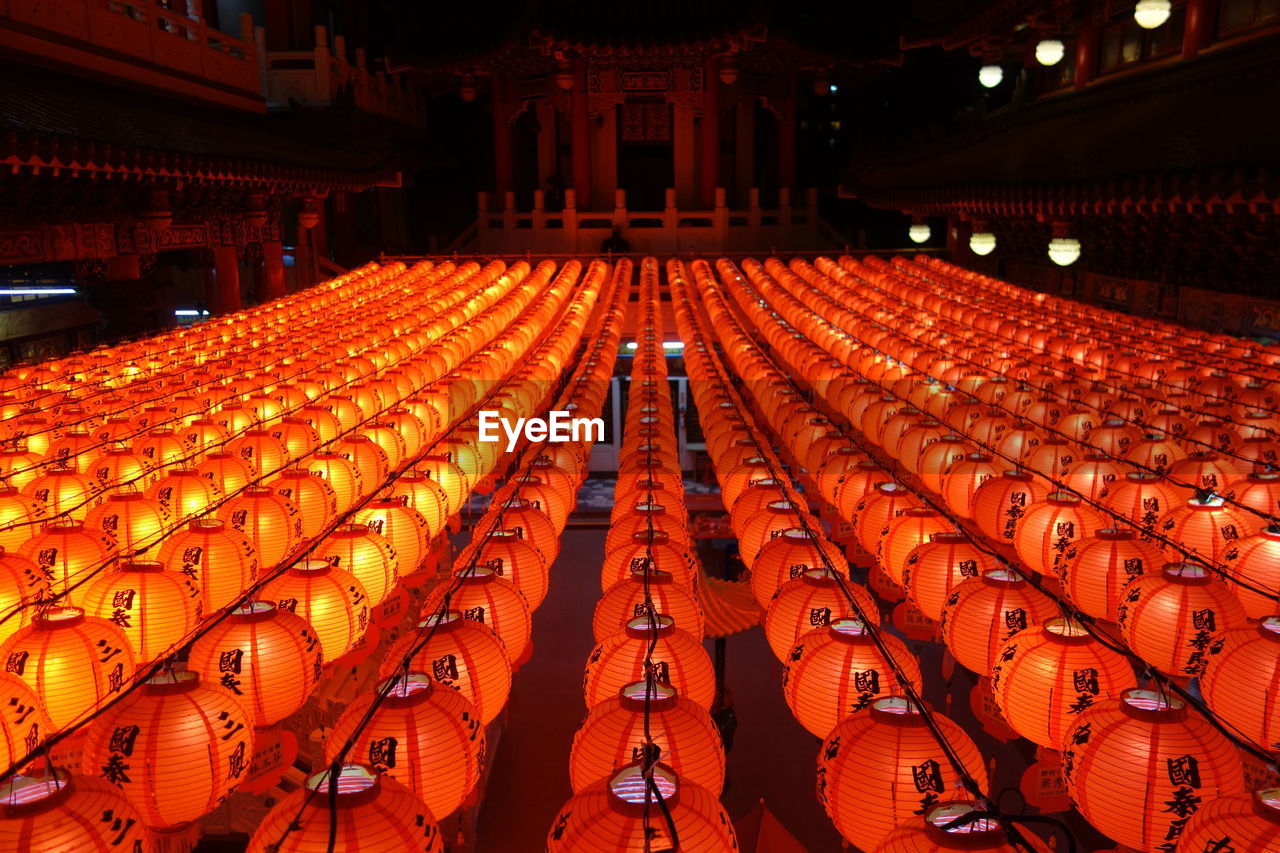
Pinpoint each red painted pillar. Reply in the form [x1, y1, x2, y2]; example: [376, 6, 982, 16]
[570, 59, 592, 210]
[493, 87, 514, 199]
[262, 240, 286, 300]
[1183, 0, 1212, 59]
[213, 245, 242, 314]
[700, 56, 720, 209]
[777, 76, 797, 197]
[1074, 21, 1099, 90]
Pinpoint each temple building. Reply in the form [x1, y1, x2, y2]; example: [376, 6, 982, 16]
[0, 3, 1278, 853]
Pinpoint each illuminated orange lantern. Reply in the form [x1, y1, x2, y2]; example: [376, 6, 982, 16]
[1061, 528, 1165, 622]
[384, 471, 449, 538]
[595, 567, 705, 642]
[423, 567, 531, 664]
[355, 498, 431, 577]
[0, 771, 152, 853]
[81, 561, 200, 661]
[82, 670, 253, 830]
[1159, 492, 1254, 567]
[188, 601, 322, 728]
[1100, 471, 1181, 531]
[416, 456, 467, 518]
[218, 486, 303, 570]
[546, 763, 736, 852]
[584, 615, 715, 710]
[462, 528, 550, 609]
[157, 518, 258, 612]
[0, 672, 47, 775]
[1012, 491, 1105, 579]
[146, 468, 222, 524]
[600, 530, 693, 591]
[0, 605, 136, 731]
[246, 764, 442, 853]
[607, 501, 691, 554]
[990, 617, 1137, 748]
[763, 568, 878, 661]
[0, 487, 44, 552]
[131, 427, 187, 472]
[570, 679, 724, 795]
[782, 617, 922, 737]
[817, 697, 988, 852]
[940, 569, 1062, 675]
[379, 610, 511, 725]
[1200, 620, 1280, 779]
[855, 482, 923, 554]
[0, 447, 45, 491]
[902, 533, 998, 622]
[1178, 789, 1280, 852]
[940, 452, 1002, 519]
[267, 468, 338, 540]
[878, 507, 954, 586]
[474, 496, 559, 563]
[83, 491, 169, 555]
[261, 559, 368, 660]
[738, 500, 808, 568]
[1061, 689, 1243, 852]
[196, 451, 252, 498]
[85, 446, 152, 491]
[307, 451, 364, 515]
[750, 528, 847, 607]
[314, 523, 398, 606]
[18, 518, 111, 592]
[1117, 561, 1247, 677]
[971, 470, 1051, 545]
[23, 465, 99, 521]
[325, 672, 482, 821]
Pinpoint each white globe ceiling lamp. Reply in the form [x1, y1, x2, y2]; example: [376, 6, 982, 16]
[908, 223, 931, 244]
[1134, 0, 1173, 29]
[978, 64, 1004, 88]
[969, 231, 997, 256]
[1048, 236, 1082, 266]
[1036, 39, 1066, 66]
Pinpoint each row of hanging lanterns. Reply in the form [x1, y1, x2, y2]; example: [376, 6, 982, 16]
[553, 258, 736, 851]
[704, 253, 1274, 852]
[668, 258, 1038, 853]
[0, 255, 622, 851]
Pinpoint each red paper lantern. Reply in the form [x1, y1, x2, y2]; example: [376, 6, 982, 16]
[1200, 616, 1280, 750]
[1178, 788, 1280, 852]
[247, 765, 442, 853]
[764, 568, 879, 661]
[314, 524, 398, 606]
[325, 672, 483, 821]
[903, 533, 998, 623]
[584, 615, 715, 710]
[782, 617, 923, 737]
[569, 679, 725, 795]
[1061, 689, 1244, 852]
[0, 771, 151, 853]
[1060, 528, 1165, 622]
[546, 763, 737, 852]
[260, 559, 368, 660]
[990, 617, 1137, 748]
[817, 697, 989, 852]
[595, 567, 705, 642]
[1012, 491, 1105, 579]
[971, 470, 1051, 545]
[81, 561, 200, 662]
[422, 567, 531, 664]
[1117, 561, 1247, 677]
[940, 569, 1058, 675]
[378, 610, 511, 725]
[83, 670, 253, 830]
[157, 518, 258, 612]
[874, 801, 1052, 852]
[188, 601, 323, 728]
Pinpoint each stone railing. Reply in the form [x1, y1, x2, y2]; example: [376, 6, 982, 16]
[472, 187, 836, 254]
